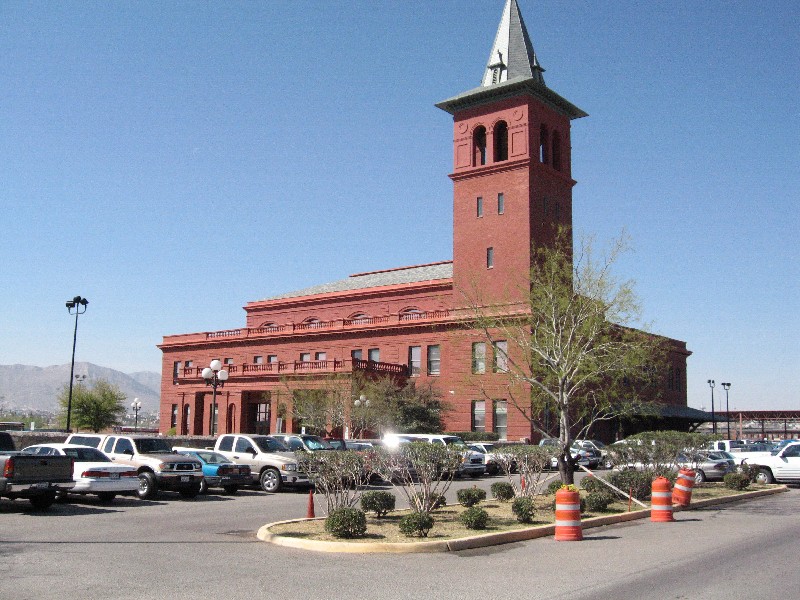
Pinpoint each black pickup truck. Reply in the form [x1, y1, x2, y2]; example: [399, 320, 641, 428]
[0, 431, 75, 509]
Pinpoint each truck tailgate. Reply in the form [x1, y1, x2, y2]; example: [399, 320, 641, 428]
[4, 455, 74, 483]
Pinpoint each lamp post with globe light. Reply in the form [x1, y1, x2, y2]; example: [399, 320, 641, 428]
[131, 398, 142, 432]
[202, 360, 228, 436]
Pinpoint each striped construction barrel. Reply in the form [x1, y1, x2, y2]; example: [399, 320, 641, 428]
[554, 488, 583, 541]
[650, 476, 675, 522]
[672, 468, 696, 507]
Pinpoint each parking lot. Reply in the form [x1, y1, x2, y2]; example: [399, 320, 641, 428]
[2, 475, 798, 600]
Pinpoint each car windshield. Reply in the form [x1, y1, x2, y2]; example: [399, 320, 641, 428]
[194, 451, 232, 465]
[303, 436, 334, 450]
[62, 447, 110, 462]
[255, 437, 289, 453]
[442, 437, 468, 448]
[134, 439, 174, 454]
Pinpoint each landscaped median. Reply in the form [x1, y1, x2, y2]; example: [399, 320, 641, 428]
[256, 484, 788, 553]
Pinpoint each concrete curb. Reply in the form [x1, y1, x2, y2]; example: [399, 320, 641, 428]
[257, 485, 788, 553]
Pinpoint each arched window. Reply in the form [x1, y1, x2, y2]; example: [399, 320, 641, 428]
[347, 312, 370, 325]
[473, 126, 487, 166]
[493, 121, 508, 162]
[399, 307, 424, 321]
[539, 124, 548, 164]
[551, 131, 562, 171]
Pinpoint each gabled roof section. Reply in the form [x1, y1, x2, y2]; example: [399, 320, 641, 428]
[481, 0, 545, 87]
[436, 0, 587, 120]
[258, 262, 453, 301]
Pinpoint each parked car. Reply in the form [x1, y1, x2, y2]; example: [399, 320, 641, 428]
[268, 434, 334, 452]
[382, 434, 485, 478]
[573, 439, 609, 468]
[324, 438, 376, 451]
[22, 443, 138, 502]
[469, 442, 504, 475]
[214, 434, 308, 493]
[172, 447, 252, 494]
[741, 441, 800, 484]
[678, 450, 736, 483]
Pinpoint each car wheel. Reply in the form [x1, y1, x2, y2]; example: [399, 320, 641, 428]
[29, 492, 56, 510]
[138, 472, 158, 500]
[469, 471, 482, 478]
[179, 486, 200, 499]
[260, 467, 282, 493]
[694, 470, 707, 484]
[97, 492, 116, 503]
[223, 485, 239, 495]
[755, 468, 775, 485]
[199, 479, 208, 494]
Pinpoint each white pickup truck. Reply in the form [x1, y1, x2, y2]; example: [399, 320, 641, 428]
[741, 442, 800, 485]
[707, 440, 775, 466]
[213, 434, 308, 493]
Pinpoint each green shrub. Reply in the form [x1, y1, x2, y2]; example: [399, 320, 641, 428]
[429, 493, 447, 510]
[512, 496, 536, 523]
[580, 476, 605, 493]
[399, 511, 434, 537]
[360, 491, 396, 518]
[456, 486, 487, 507]
[738, 463, 759, 483]
[606, 470, 654, 501]
[490, 481, 515, 502]
[545, 479, 563, 495]
[460, 506, 489, 530]
[723, 472, 750, 491]
[324, 508, 367, 539]
[584, 491, 614, 512]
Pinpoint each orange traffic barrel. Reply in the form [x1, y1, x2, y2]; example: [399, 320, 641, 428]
[554, 487, 583, 541]
[672, 468, 696, 507]
[650, 476, 675, 522]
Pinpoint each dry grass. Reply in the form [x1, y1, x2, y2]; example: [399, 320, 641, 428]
[267, 483, 773, 544]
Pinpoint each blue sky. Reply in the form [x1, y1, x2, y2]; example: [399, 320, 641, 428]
[1, 1, 798, 412]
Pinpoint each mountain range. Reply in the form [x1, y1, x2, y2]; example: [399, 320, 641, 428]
[0, 363, 161, 414]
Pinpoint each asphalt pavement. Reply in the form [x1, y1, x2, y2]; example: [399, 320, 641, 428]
[2, 475, 797, 600]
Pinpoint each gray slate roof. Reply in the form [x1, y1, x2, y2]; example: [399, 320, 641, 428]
[260, 262, 453, 301]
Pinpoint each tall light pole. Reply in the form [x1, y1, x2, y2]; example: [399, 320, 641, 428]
[202, 360, 228, 436]
[707, 379, 716, 435]
[131, 398, 142, 432]
[353, 394, 371, 439]
[721, 382, 731, 439]
[65, 295, 89, 432]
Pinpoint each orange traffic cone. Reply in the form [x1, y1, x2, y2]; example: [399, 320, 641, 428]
[306, 489, 315, 518]
[650, 476, 674, 522]
[554, 487, 583, 541]
[672, 468, 695, 507]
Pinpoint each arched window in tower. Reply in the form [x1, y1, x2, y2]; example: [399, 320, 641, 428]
[539, 125, 549, 164]
[551, 131, 562, 171]
[473, 126, 487, 166]
[494, 121, 508, 162]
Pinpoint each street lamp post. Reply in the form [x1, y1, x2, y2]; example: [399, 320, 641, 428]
[131, 398, 142, 432]
[707, 379, 716, 435]
[721, 382, 732, 439]
[65, 295, 89, 432]
[353, 394, 371, 439]
[202, 360, 228, 437]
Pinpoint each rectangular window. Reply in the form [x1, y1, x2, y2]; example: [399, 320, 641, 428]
[224, 358, 233, 366]
[498, 192, 504, 214]
[315, 352, 327, 361]
[472, 400, 486, 432]
[493, 400, 508, 440]
[170, 404, 178, 429]
[368, 348, 380, 362]
[472, 342, 486, 374]
[253, 356, 263, 364]
[173, 361, 182, 379]
[476, 196, 483, 217]
[300, 353, 311, 362]
[267, 355, 278, 364]
[185, 360, 193, 368]
[351, 349, 363, 361]
[486, 247, 494, 269]
[493, 340, 508, 372]
[427, 345, 441, 375]
[408, 346, 421, 376]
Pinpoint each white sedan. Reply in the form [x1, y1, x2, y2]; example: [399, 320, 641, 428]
[23, 443, 139, 502]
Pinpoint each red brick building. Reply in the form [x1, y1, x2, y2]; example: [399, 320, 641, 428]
[158, 0, 691, 441]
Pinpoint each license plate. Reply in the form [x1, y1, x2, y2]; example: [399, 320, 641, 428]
[109, 473, 120, 480]
[33, 482, 51, 489]
[180, 475, 190, 482]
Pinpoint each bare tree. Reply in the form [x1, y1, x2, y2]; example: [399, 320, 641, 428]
[465, 230, 665, 484]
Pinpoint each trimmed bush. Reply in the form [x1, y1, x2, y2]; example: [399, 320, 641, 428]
[584, 491, 614, 512]
[512, 496, 536, 523]
[606, 470, 654, 501]
[580, 476, 605, 493]
[430, 493, 447, 510]
[324, 508, 367, 539]
[399, 511, 434, 538]
[723, 472, 750, 491]
[738, 463, 760, 483]
[460, 506, 489, 530]
[490, 481, 515, 502]
[546, 479, 563, 495]
[456, 486, 487, 507]
[360, 491, 396, 518]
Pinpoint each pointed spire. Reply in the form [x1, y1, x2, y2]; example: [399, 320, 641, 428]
[481, 0, 545, 87]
